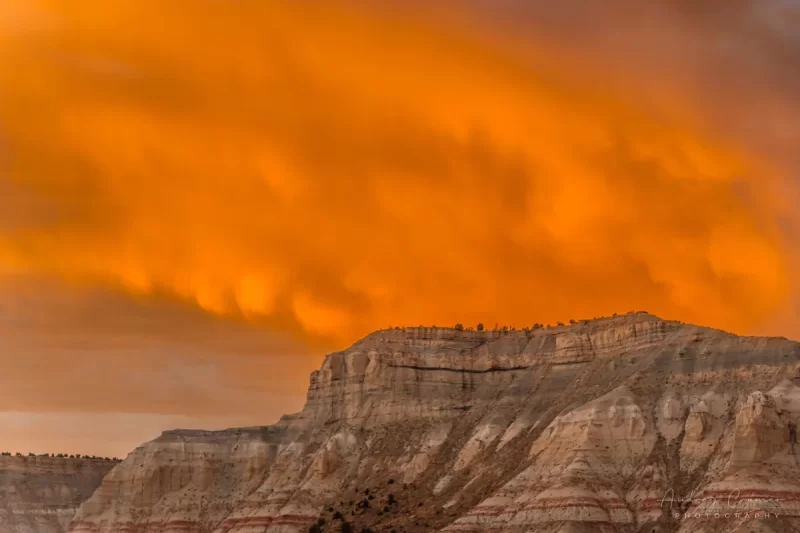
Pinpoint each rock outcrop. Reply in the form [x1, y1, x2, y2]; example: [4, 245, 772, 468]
[0, 455, 117, 533]
[67, 313, 800, 533]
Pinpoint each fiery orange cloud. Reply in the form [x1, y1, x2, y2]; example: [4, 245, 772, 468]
[0, 0, 795, 347]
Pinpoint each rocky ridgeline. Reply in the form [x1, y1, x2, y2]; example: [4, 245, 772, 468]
[62, 312, 800, 533]
[0, 455, 118, 533]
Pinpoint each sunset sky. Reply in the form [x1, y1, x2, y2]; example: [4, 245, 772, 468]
[1, 0, 798, 457]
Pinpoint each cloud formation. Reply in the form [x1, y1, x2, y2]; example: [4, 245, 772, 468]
[0, 276, 316, 415]
[0, 276, 318, 454]
[0, 0, 797, 349]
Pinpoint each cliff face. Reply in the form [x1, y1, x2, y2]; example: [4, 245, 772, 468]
[0, 456, 117, 533]
[68, 313, 800, 533]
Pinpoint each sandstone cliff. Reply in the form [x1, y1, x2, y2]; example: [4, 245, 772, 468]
[0, 455, 117, 533]
[68, 313, 800, 533]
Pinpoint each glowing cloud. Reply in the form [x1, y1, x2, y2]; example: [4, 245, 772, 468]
[0, 0, 795, 346]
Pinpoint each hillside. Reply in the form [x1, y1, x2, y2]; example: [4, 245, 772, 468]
[67, 313, 800, 533]
[0, 455, 118, 533]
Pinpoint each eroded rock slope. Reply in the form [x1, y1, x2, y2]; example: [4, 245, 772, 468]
[68, 313, 800, 533]
[0, 455, 117, 533]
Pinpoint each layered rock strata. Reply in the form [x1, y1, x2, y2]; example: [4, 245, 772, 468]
[0, 455, 117, 533]
[67, 313, 800, 533]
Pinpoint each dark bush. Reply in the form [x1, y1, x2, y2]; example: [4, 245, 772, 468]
[476, 323, 484, 331]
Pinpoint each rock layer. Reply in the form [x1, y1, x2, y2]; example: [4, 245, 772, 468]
[67, 313, 800, 533]
[0, 456, 117, 533]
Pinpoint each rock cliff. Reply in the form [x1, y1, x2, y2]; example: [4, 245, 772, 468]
[67, 313, 800, 533]
[0, 455, 117, 533]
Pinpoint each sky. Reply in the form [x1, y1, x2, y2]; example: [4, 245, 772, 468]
[0, 0, 798, 457]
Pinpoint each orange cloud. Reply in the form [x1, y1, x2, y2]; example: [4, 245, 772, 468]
[0, 0, 795, 345]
